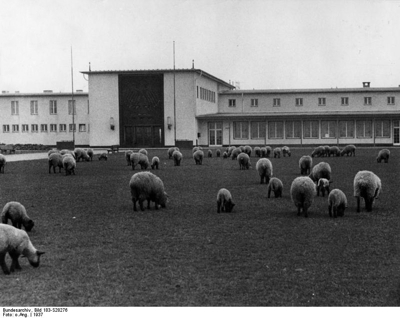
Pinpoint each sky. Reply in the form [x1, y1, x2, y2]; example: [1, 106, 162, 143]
[0, 0, 400, 93]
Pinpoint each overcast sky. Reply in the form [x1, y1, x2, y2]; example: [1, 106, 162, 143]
[1, 0, 400, 93]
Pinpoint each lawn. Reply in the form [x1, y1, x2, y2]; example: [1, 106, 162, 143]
[0, 147, 399, 306]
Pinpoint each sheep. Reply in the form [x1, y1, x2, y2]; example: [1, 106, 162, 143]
[317, 178, 331, 197]
[309, 162, 332, 183]
[282, 146, 291, 157]
[139, 148, 148, 156]
[376, 149, 390, 163]
[192, 147, 199, 153]
[193, 150, 204, 165]
[1, 202, 34, 232]
[62, 154, 76, 175]
[323, 145, 330, 157]
[60, 149, 76, 159]
[260, 147, 267, 157]
[290, 176, 317, 217]
[328, 146, 340, 157]
[98, 153, 108, 161]
[231, 147, 242, 160]
[328, 189, 347, 218]
[151, 156, 160, 170]
[273, 147, 281, 158]
[239, 145, 245, 152]
[48, 152, 63, 173]
[267, 177, 283, 198]
[168, 147, 179, 159]
[222, 151, 228, 159]
[227, 146, 236, 157]
[254, 147, 261, 157]
[265, 146, 272, 157]
[86, 148, 94, 161]
[74, 148, 86, 162]
[47, 149, 59, 157]
[129, 171, 168, 212]
[207, 149, 213, 158]
[81, 150, 90, 162]
[299, 155, 312, 175]
[0, 154, 7, 173]
[353, 170, 381, 212]
[340, 144, 356, 157]
[216, 149, 221, 157]
[130, 153, 141, 170]
[244, 145, 252, 156]
[311, 146, 325, 158]
[237, 153, 251, 170]
[216, 188, 235, 213]
[125, 150, 133, 166]
[0, 224, 45, 275]
[138, 153, 150, 170]
[256, 158, 273, 184]
[172, 150, 183, 166]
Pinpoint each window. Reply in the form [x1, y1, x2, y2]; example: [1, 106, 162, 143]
[31, 124, 38, 133]
[199, 87, 215, 103]
[318, 98, 326, 106]
[69, 124, 76, 132]
[375, 120, 390, 138]
[49, 100, 57, 114]
[59, 124, 67, 132]
[387, 96, 395, 105]
[40, 124, 48, 132]
[79, 124, 86, 132]
[22, 124, 29, 132]
[303, 121, 319, 138]
[339, 121, 354, 138]
[321, 121, 336, 138]
[233, 122, 248, 139]
[341, 97, 349, 105]
[209, 122, 223, 145]
[250, 99, 258, 107]
[268, 121, 284, 139]
[228, 99, 236, 107]
[30, 100, 38, 115]
[356, 120, 372, 138]
[3, 125, 10, 133]
[12, 125, 19, 133]
[11, 101, 19, 115]
[68, 100, 76, 115]
[50, 124, 57, 132]
[364, 97, 372, 105]
[250, 122, 266, 139]
[295, 98, 303, 106]
[273, 98, 280, 107]
[285, 121, 301, 138]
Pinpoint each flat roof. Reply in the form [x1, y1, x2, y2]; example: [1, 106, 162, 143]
[0, 92, 88, 98]
[219, 87, 400, 95]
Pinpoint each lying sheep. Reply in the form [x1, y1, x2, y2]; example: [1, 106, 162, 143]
[267, 177, 283, 198]
[0, 224, 45, 275]
[254, 147, 261, 157]
[299, 155, 312, 175]
[244, 145, 252, 156]
[172, 150, 183, 166]
[1, 202, 34, 232]
[168, 147, 179, 159]
[125, 150, 133, 166]
[207, 149, 213, 158]
[62, 154, 76, 176]
[231, 147, 242, 160]
[328, 146, 340, 157]
[290, 176, 317, 217]
[48, 152, 63, 174]
[0, 154, 6, 173]
[328, 189, 347, 218]
[353, 170, 381, 212]
[237, 153, 251, 170]
[151, 156, 160, 170]
[273, 147, 282, 158]
[282, 146, 291, 157]
[340, 144, 356, 157]
[317, 178, 331, 197]
[216, 149, 221, 157]
[309, 162, 331, 183]
[217, 188, 235, 213]
[311, 146, 325, 158]
[376, 149, 390, 163]
[129, 171, 168, 212]
[256, 158, 273, 184]
[98, 153, 108, 161]
[193, 150, 204, 165]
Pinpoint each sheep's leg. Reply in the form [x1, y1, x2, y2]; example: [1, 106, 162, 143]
[0, 253, 10, 275]
[48, 164, 52, 174]
[303, 207, 308, 218]
[217, 202, 221, 213]
[267, 187, 271, 198]
[366, 198, 373, 212]
[317, 187, 320, 196]
[132, 199, 137, 212]
[260, 176, 264, 184]
[139, 200, 145, 211]
[333, 207, 337, 218]
[53, 166, 56, 174]
[265, 176, 270, 184]
[9, 251, 21, 272]
[297, 207, 301, 216]
[356, 197, 361, 212]
[147, 199, 151, 209]
[328, 204, 332, 217]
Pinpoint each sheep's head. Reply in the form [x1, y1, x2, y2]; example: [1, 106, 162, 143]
[225, 200, 235, 213]
[24, 220, 35, 232]
[159, 192, 168, 208]
[27, 251, 45, 268]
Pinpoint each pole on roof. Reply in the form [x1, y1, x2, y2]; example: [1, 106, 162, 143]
[71, 46, 75, 147]
[173, 41, 177, 145]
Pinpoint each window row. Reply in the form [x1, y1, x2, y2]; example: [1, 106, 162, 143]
[228, 96, 396, 107]
[197, 86, 216, 103]
[2, 123, 87, 133]
[9, 100, 88, 115]
[232, 120, 391, 140]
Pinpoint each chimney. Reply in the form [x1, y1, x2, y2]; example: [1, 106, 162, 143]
[362, 82, 370, 88]
[192, 60, 194, 69]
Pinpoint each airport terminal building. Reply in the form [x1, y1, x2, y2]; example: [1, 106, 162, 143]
[1, 68, 400, 148]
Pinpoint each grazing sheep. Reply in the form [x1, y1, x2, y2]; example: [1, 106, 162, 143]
[129, 171, 168, 212]
[216, 188, 235, 213]
[244, 145, 252, 156]
[290, 176, 317, 217]
[47, 149, 59, 157]
[216, 149, 221, 157]
[62, 155, 76, 176]
[311, 146, 325, 158]
[1, 202, 34, 232]
[98, 153, 108, 161]
[0, 224, 45, 275]
[323, 145, 330, 157]
[86, 148, 94, 161]
[317, 178, 331, 197]
[139, 148, 148, 156]
[239, 145, 245, 152]
[282, 146, 291, 157]
[256, 158, 273, 184]
[223, 151, 228, 158]
[48, 152, 63, 174]
[328, 189, 347, 218]
[273, 147, 282, 158]
[130, 153, 141, 170]
[60, 149, 76, 159]
[193, 150, 204, 165]
[340, 144, 356, 157]
[265, 146, 272, 157]
[138, 153, 150, 170]
[376, 149, 390, 163]
[207, 149, 213, 158]
[231, 147, 242, 160]
[81, 150, 90, 162]
[151, 156, 160, 170]
[0, 154, 6, 173]
[267, 177, 283, 198]
[125, 150, 133, 166]
[353, 170, 381, 212]
[168, 147, 179, 159]
[74, 148, 86, 162]
[254, 147, 261, 157]
[227, 146, 236, 157]
[172, 150, 183, 166]
[328, 146, 340, 157]
[299, 155, 312, 175]
[309, 162, 332, 183]
[192, 147, 199, 153]
[237, 153, 251, 170]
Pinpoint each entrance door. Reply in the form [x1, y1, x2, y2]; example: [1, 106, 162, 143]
[209, 122, 223, 146]
[394, 120, 400, 145]
[134, 126, 152, 147]
[152, 126, 163, 147]
[124, 126, 133, 146]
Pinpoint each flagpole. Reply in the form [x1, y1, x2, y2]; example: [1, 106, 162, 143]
[173, 41, 176, 145]
[71, 46, 75, 147]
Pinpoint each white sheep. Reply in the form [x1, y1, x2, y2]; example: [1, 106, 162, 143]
[237, 153, 251, 170]
[74, 148, 86, 162]
[299, 155, 312, 175]
[244, 145, 252, 156]
[47, 149, 59, 157]
[311, 146, 325, 158]
[231, 147, 242, 160]
[328, 146, 340, 157]
[129, 171, 168, 212]
[273, 147, 282, 158]
[0, 224, 45, 275]
[151, 156, 160, 170]
[60, 149, 76, 159]
[328, 189, 347, 218]
[216, 188, 235, 213]
[193, 150, 204, 165]
[0, 154, 6, 173]
[353, 170, 381, 212]
[48, 152, 63, 173]
[267, 177, 283, 198]
[125, 150, 134, 166]
[323, 145, 330, 157]
[256, 158, 273, 184]
[138, 153, 150, 170]
[309, 162, 331, 183]
[223, 151, 228, 159]
[98, 153, 108, 161]
[139, 148, 148, 156]
[340, 144, 356, 157]
[62, 154, 76, 175]
[207, 149, 213, 158]
[192, 147, 199, 153]
[216, 149, 221, 157]
[86, 148, 94, 161]
[254, 147, 261, 157]
[265, 146, 272, 157]
[227, 146, 236, 157]
[1, 202, 34, 232]
[130, 153, 140, 170]
[317, 178, 331, 197]
[172, 150, 183, 166]
[290, 176, 317, 217]
[376, 149, 390, 163]
[168, 147, 179, 159]
[282, 146, 291, 157]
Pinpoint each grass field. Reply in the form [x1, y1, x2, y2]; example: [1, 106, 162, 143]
[0, 147, 399, 306]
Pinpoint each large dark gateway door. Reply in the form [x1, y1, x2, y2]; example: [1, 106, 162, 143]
[119, 74, 164, 148]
